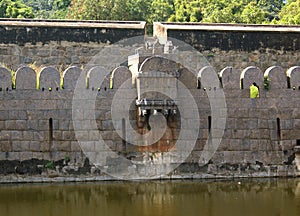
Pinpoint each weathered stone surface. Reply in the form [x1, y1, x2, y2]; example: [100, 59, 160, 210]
[240, 66, 264, 90]
[264, 66, 287, 89]
[287, 66, 300, 89]
[62, 66, 82, 90]
[0, 66, 12, 91]
[219, 66, 240, 89]
[87, 66, 107, 90]
[39, 66, 60, 90]
[111, 66, 132, 89]
[0, 23, 300, 181]
[15, 66, 36, 90]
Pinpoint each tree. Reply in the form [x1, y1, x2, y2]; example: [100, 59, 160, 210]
[67, 0, 152, 21]
[0, 0, 34, 18]
[240, 2, 268, 23]
[200, 0, 246, 23]
[150, 0, 174, 22]
[168, 0, 203, 22]
[276, 0, 300, 24]
[257, 0, 285, 21]
[22, 0, 71, 19]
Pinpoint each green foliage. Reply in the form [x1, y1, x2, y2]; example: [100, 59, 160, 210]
[65, 153, 70, 163]
[264, 76, 270, 90]
[257, 0, 285, 21]
[150, 0, 174, 22]
[22, 0, 71, 19]
[45, 161, 55, 169]
[275, 0, 300, 24]
[1, 0, 294, 26]
[241, 2, 268, 24]
[168, 0, 203, 22]
[67, 0, 151, 21]
[0, 0, 34, 18]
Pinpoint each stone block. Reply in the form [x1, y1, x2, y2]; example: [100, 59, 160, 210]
[0, 121, 4, 130]
[83, 109, 96, 120]
[88, 130, 100, 141]
[15, 66, 36, 90]
[281, 140, 294, 151]
[52, 141, 71, 151]
[223, 151, 244, 163]
[62, 131, 75, 141]
[0, 66, 12, 90]
[250, 151, 266, 164]
[33, 131, 46, 141]
[75, 131, 89, 141]
[10, 131, 23, 140]
[0, 141, 11, 151]
[79, 141, 95, 152]
[0, 130, 10, 141]
[53, 131, 62, 140]
[71, 141, 82, 152]
[12, 141, 30, 152]
[62, 66, 82, 90]
[5, 120, 17, 130]
[58, 120, 71, 130]
[49, 151, 67, 161]
[39, 66, 60, 90]
[0, 111, 9, 120]
[19, 152, 33, 161]
[6, 152, 20, 161]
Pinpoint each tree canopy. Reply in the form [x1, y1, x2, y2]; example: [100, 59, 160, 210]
[0, 0, 34, 18]
[0, 0, 299, 25]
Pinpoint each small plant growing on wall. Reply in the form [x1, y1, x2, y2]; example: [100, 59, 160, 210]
[64, 154, 70, 165]
[264, 76, 270, 90]
[45, 161, 55, 169]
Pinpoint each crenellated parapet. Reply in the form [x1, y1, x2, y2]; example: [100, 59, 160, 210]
[1, 64, 300, 92]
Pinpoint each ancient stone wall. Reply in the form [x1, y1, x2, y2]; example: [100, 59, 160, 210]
[0, 19, 146, 70]
[0, 61, 300, 182]
[0, 20, 300, 182]
[153, 22, 300, 72]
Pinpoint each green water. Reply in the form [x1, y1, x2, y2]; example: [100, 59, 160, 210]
[0, 179, 299, 216]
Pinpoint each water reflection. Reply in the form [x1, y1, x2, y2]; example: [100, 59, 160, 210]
[0, 179, 300, 216]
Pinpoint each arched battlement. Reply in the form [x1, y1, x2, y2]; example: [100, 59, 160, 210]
[240, 66, 264, 90]
[87, 66, 108, 91]
[287, 66, 300, 89]
[264, 66, 287, 89]
[110, 66, 132, 89]
[219, 66, 240, 89]
[197, 66, 219, 89]
[62, 66, 82, 90]
[139, 55, 180, 75]
[0, 66, 12, 91]
[0, 64, 299, 92]
[15, 66, 36, 90]
[39, 66, 60, 91]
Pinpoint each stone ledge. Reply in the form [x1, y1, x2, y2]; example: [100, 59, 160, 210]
[0, 18, 146, 29]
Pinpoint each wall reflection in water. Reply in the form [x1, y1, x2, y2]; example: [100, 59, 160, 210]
[0, 179, 300, 216]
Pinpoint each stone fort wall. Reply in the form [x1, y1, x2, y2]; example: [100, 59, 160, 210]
[0, 61, 300, 181]
[0, 20, 300, 182]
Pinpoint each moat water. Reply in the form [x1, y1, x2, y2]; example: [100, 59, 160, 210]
[0, 178, 299, 216]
